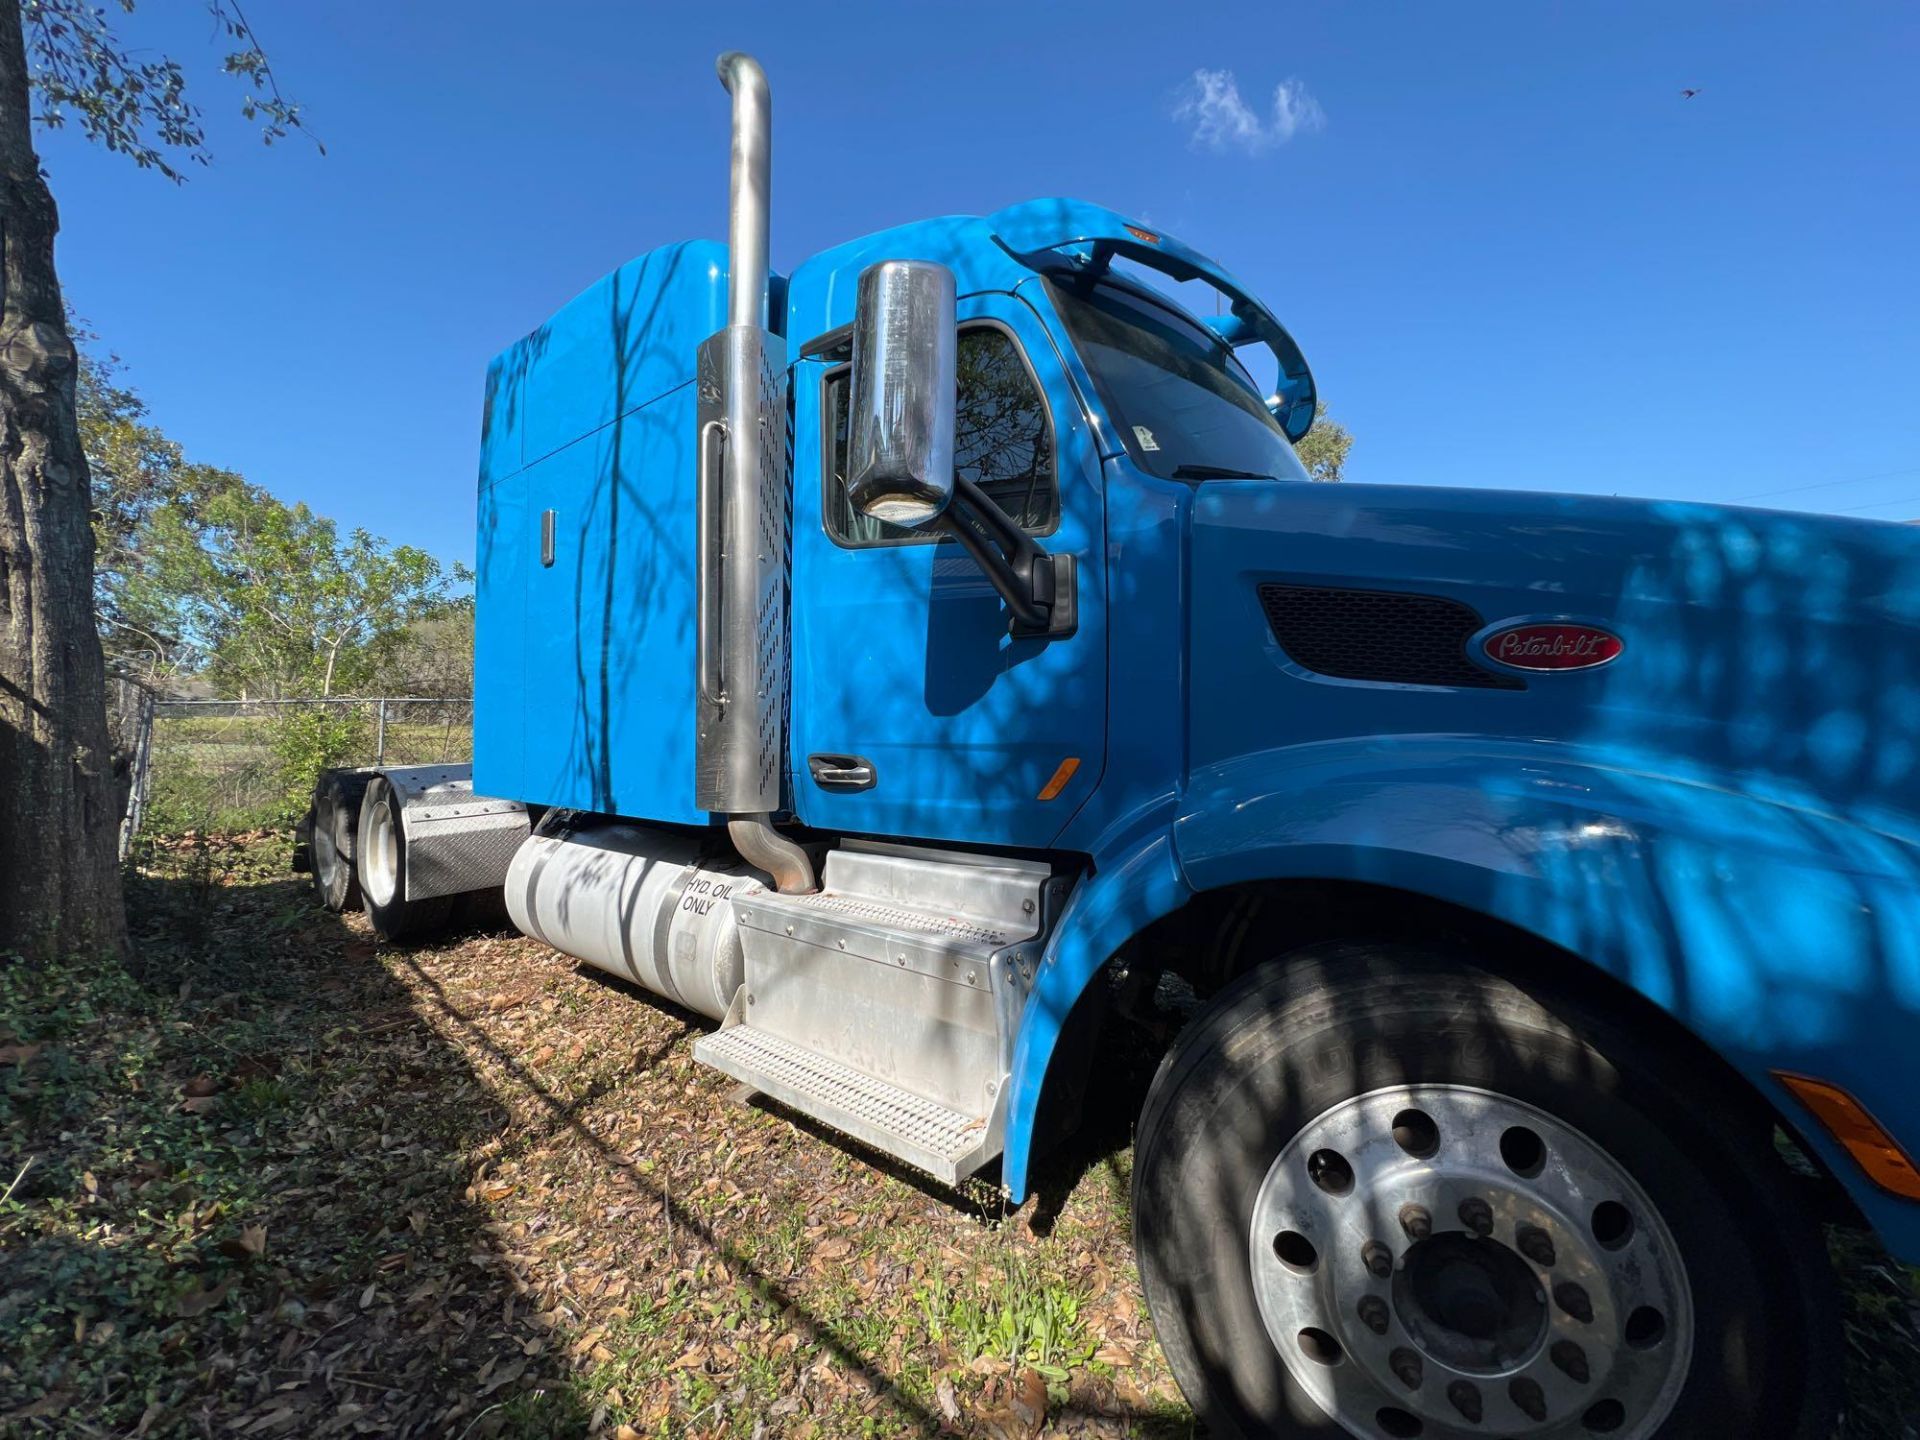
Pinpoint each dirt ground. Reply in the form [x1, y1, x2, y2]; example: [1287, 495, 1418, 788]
[3, 833, 1918, 1438]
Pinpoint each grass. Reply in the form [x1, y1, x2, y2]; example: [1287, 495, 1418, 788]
[914, 1244, 1101, 1392]
[1, 831, 1915, 1438]
[0, 835, 1185, 1438]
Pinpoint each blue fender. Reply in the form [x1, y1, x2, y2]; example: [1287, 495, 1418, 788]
[1168, 734, 1920, 1261]
[1006, 734, 1920, 1262]
[1003, 818, 1190, 1201]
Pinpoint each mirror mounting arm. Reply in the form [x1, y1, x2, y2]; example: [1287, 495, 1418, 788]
[934, 475, 1078, 639]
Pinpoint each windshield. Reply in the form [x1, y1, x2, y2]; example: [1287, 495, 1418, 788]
[1045, 270, 1310, 484]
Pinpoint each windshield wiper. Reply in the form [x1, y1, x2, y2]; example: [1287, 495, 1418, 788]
[1171, 463, 1276, 480]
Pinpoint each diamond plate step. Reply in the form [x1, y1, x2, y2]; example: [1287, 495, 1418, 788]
[693, 1025, 994, 1186]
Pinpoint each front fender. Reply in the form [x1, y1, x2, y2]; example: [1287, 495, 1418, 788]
[1003, 823, 1190, 1201]
[1175, 734, 1920, 1261]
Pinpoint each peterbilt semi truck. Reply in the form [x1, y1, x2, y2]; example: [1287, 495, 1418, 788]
[298, 52, 1920, 1440]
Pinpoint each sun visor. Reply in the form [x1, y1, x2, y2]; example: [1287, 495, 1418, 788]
[988, 198, 1316, 442]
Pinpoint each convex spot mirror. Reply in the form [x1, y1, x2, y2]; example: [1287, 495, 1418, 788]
[848, 259, 957, 528]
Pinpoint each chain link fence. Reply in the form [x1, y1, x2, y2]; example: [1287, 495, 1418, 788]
[127, 697, 473, 839]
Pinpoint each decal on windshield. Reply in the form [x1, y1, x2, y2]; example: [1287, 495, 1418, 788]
[1132, 425, 1161, 452]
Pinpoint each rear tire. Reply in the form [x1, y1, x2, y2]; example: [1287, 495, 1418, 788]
[355, 775, 453, 942]
[1131, 942, 1840, 1440]
[309, 771, 370, 913]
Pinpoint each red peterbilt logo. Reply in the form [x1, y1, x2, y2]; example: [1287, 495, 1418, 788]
[1482, 622, 1624, 671]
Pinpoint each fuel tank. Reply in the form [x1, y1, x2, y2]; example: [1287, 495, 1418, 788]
[505, 818, 762, 1021]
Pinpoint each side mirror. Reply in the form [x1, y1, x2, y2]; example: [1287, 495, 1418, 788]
[1268, 380, 1316, 444]
[848, 260, 956, 528]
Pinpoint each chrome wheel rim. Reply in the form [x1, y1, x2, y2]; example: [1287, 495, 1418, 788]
[362, 793, 399, 907]
[314, 795, 345, 895]
[1248, 1084, 1692, 1439]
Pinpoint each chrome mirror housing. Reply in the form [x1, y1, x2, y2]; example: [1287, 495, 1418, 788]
[847, 260, 956, 528]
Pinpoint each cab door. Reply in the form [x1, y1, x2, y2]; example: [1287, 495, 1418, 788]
[789, 291, 1105, 849]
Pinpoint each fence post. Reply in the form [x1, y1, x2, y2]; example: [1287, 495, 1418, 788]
[119, 687, 157, 859]
[375, 698, 388, 766]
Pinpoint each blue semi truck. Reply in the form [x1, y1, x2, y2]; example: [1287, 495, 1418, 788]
[299, 53, 1920, 1439]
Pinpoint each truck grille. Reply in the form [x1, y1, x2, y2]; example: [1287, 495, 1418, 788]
[1257, 584, 1524, 691]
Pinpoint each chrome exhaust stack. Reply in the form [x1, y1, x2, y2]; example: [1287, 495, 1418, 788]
[697, 52, 815, 895]
[716, 52, 771, 330]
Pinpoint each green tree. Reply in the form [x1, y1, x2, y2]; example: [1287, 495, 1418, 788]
[1296, 406, 1354, 482]
[0, 2, 311, 960]
[146, 484, 468, 699]
[80, 339, 464, 699]
[372, 597, 476, 699]
[79, 344, 240, 679]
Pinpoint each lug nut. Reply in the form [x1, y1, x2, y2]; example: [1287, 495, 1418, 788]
[1551, 1339, 1591, 1384]
[1447, 1380, 1483, 1423]
[1458, 1195, 1494, 1237]
[1554, 1281, 1594, 1324]
[1398, 1203, 1432, 1242]
[1362, 1240, 1394, 1278]
[1516, 1223, 1557, 1267]
[1389, 1347, 1423, 1390]
[1509, 1376, 1548, 1423]
[1357, 1295, 1391, 1336]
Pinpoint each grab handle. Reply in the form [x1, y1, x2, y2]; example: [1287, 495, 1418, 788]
[697, 418, 728, 708]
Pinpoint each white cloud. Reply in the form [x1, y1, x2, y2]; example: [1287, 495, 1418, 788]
[1174, 69, 1325, 155]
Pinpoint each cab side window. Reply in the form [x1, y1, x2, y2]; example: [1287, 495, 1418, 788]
[824, 324, 1058, 546]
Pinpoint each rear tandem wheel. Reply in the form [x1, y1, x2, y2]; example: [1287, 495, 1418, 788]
[354, 774, 453, 942]
[308, 770, 371, 914]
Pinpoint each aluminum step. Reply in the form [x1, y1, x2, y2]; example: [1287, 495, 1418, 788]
[693, 1024, 995, 1185]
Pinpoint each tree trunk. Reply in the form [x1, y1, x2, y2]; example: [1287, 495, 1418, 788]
[0, 0, 128, 960]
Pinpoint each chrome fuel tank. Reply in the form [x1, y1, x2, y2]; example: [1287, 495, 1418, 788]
[505, 821, 762, 1021]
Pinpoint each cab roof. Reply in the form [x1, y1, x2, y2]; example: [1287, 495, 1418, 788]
[784, 197, 1260, 343]
[782, 198, 1313, 429]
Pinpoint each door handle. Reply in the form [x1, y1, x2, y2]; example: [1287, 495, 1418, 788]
[808, 754, 877, 792]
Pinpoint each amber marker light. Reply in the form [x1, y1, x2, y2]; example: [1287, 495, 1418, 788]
[1037, 757, 1081, 801]
[1775, 1071, 1920, 1201]
[1124, 225, 1161, 245]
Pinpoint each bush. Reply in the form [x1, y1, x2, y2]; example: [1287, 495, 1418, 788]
[267, 705, 370, 821]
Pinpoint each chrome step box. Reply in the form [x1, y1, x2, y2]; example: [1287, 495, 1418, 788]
[696, 1025, 1001, 1185]
[690, 841, 1063, 1183]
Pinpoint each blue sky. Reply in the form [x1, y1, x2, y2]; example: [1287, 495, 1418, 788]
[43, 1, 1920, 566]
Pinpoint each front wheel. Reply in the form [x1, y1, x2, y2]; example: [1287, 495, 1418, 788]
[1132, 944, 1840, 1440]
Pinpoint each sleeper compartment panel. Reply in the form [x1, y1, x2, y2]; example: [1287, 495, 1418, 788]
[473, 240, 730, 822]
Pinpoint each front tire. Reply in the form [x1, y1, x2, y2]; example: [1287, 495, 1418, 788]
[355, 775, 452, 942]
[1131, 944, 1840, 1440]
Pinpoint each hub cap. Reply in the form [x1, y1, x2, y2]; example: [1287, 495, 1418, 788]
[1248, 1085, 1692, 1439]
